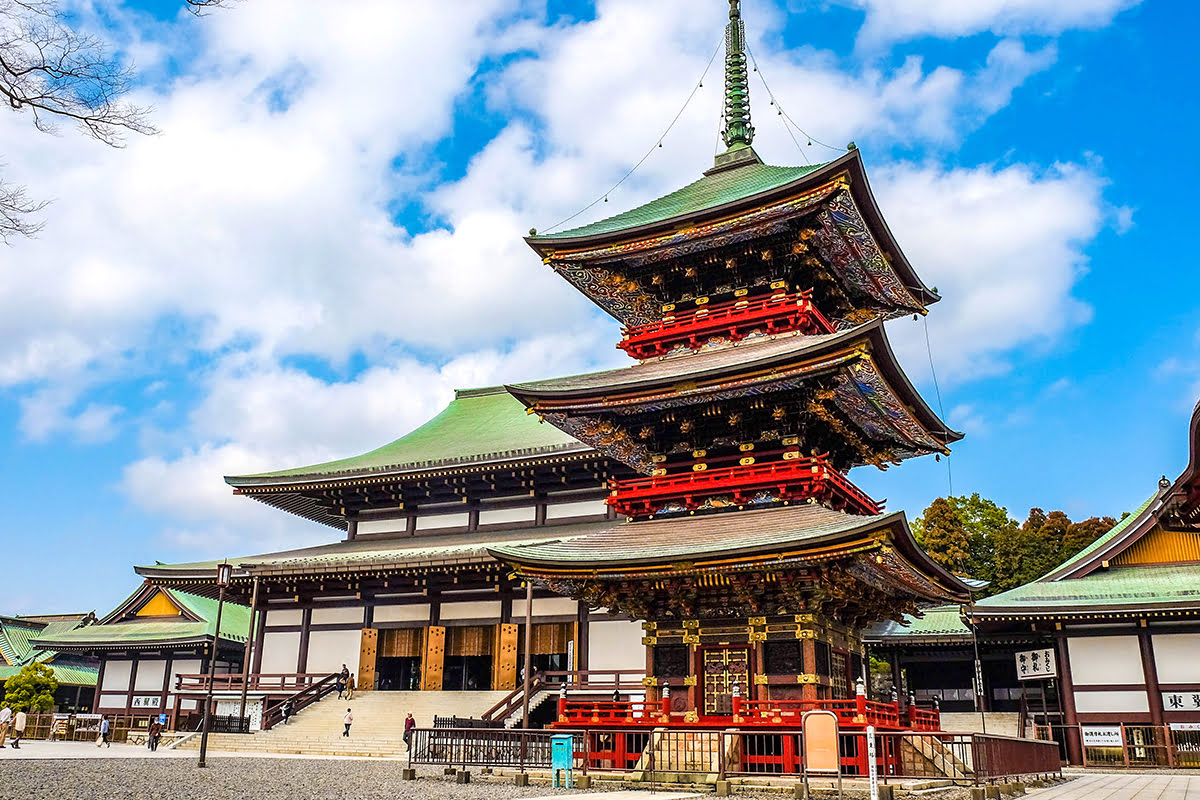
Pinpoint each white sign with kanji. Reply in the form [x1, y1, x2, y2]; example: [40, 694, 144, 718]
[1162, 691, 1200, 712]
[1015, 648, 1057, 680]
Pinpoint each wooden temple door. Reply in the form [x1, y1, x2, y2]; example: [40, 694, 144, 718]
[421, 626, 445, 691]
[700, 646, 751, 717]
[358, 629, 378, 691]
[494, 623, 519, 691]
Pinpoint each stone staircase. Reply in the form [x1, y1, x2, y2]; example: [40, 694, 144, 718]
[178, 690, 509, 758]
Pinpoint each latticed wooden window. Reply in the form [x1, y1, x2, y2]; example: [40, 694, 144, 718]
[446, 625, 494, 657]
[529, 623, 570, 655]
[654, 645, 690, 678]
[379, 628, 420, 658]
[830, 650, 849, 699]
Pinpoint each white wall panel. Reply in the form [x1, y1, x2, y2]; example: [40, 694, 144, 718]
[133, 659, 167, 692]
[1068, 636, 1144, 685]
[545, 499, 607, 519]
[260, 631, 301, 674]
[101, 659, 132, 692]
[373, 604, 430, 623]
[478, 505, 536, 526]
[588, 620, 645, 671]
[1074, 690, 1149, 713]
[306, 630, 363, 676]
[416, 513, 470, 531]
[265, 608, 304, 627]
[512, 597, 579, 618]
[1152, 634, 1200, 684]
[171, 659, 202, 679]
[358, 517, 408, 535]
[440, 601, 502, 621]
[99, 693, 129, 709]
[310, 606, 364, 626]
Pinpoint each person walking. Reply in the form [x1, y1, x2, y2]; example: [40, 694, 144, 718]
[148, 718, 162, 752]
[0, 705, 11, 747]
[340, 664, 350, 685]
[345, 673, 355, 700]
[342, 708, 353, 738]
[10, 710, 26, 748]
[280, 700, 292, 725]
[403, 712, 415, 751]
[98, 715, 111, 747]
[335, 675, 346, 699]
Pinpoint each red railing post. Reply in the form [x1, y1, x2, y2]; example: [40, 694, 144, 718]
[661, 685, 672, 722]
[855, 678, 868, 724]
[732, 684, 743, 722]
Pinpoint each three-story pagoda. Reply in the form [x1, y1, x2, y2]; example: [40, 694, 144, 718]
[492, 0, 972, 720]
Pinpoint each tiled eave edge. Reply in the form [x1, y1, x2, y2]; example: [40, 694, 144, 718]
[227, 446, 596, 493]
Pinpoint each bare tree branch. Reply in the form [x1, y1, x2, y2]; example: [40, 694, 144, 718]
[0, 0, 196, 241]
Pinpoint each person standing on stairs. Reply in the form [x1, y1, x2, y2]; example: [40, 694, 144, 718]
[403, 712, 415, 750]
[342, 708, 353, 738]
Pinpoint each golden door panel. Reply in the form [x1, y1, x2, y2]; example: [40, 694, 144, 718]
[422, 626, 445, 691]
[701, 647, 750, 716]
[358, 629, 378, 691]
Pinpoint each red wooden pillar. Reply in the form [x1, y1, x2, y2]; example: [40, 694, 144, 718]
[1138, 627, 1165, 726]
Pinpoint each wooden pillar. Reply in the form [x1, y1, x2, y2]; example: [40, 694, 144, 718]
[297, 608, 312, 673]
[891, 648, 903, 695]
[645, 639, 658, 704]
[1138, 626, 1165, 726]
[93, 658, 106, 714]
[346, 518, 358, 541]
[753, 641, 767, 702]
[1055, 633, 1083, 765]
[127, 653, 138, 712]
[576, 602, 589, 671]
[251, 601, 267, 674]
[686, 644, 698, 711]
[801, 637, 818, 702]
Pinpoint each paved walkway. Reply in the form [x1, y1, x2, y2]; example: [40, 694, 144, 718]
[1035, 773, 1200, 800]
[0, 740, 191, 759]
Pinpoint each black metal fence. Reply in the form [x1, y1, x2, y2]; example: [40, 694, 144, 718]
[432, 715, 501, 730]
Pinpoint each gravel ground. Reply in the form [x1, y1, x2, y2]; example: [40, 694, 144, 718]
[0, 760, 619, 800]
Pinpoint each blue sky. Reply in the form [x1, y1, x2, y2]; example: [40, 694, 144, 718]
[0, 0, 1192, 615]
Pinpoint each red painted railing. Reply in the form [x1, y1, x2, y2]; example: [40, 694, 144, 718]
[618, 290, 835, 360]
[608, 455, 880, 518]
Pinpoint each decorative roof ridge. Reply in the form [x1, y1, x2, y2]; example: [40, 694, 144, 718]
[1039, 488, 1164, 582]
[454, 386, 509, 399]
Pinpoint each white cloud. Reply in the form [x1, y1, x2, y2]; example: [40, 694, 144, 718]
[878, 162, 1103, 381]
[848, 0, 1141, 45]
[0, 0, 1118, 560]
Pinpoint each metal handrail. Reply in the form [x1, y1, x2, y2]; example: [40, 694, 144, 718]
[259, 672, 339, 730]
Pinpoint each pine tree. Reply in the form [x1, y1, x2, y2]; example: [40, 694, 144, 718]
[919, 497, 971, 572]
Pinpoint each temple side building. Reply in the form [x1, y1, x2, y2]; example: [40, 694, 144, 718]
[0, 613, 97, 713]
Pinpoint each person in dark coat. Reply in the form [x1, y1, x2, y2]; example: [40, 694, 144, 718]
[148, 718, 163, 751]
[403, 712, 415, 750]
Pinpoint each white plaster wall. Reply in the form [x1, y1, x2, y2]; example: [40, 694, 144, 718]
[306, 630, 363, 676]
[440, 601, 502, 621]
[265, 608, 304, 627]
[99, 694, 128, 709]
[1152, 634, 1200, 684]
[512, 597, 579, 618]
[101, 659, 132, 692]
[546, 499, 608, 519]
[373, 604, 430, 623]
[478, 505, 536, 525]
[416, 512, 470, 531]
[310, 606, 364, 625]
[1074, 690, 1150, 713]
[588, 620, 645, 671]
[133, 659, 167, 692]
[358, 517, 408, 535]
[172, 658, 202, 679]
[1068, 636, 1145, 685]
[260, 631, 301, 674]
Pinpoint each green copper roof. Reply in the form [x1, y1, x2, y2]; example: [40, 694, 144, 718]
[36, 589, 251, 650]
[976, 564, 1200, 612]
[1045, 491, 1158, 578]
[0, 663, 98, 686]
[229, 387, 589, 484]
[534, 161, 827, 241]
[865, 605, 970, 642]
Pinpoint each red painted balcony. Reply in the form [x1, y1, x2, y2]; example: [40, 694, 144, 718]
[607, 455, 881, 519]
[618, 290, 835, 360]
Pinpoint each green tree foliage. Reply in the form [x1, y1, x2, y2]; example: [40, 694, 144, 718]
[3, 663, 57, 712]
[919, 498, 971, 572]
[914, 495, 1122, 597]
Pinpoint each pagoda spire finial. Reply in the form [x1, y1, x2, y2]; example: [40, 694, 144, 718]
[721, 0, 754, 150]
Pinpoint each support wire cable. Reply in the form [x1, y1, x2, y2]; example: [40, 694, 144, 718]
[540, 36, 725, 235]
[744, 44, 843, 156]
[921, 314, 953, 498]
